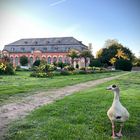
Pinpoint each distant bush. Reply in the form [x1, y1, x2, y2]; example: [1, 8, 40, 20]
[78, 70, 87, 74]
[89, 59, 102, 67]
[60, 70, 70, 75]
[0, 62, 15, 75]
[64, 65, 75, 71]
[30, 62, 55, 78]
[115, 59, 132, 71]
[80, 67, 86, 71]
[57, 62, 67, 69]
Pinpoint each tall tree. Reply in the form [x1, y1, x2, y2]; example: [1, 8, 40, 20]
[20, 56, 28, 66]
[96, 39, 134, 66]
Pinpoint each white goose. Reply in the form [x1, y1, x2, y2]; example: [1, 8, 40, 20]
[106, 85, 129, 139]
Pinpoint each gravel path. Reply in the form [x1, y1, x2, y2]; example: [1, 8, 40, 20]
[0, 73, 129, 139]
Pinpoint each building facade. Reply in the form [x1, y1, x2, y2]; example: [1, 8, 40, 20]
[2, 37, 89, 67]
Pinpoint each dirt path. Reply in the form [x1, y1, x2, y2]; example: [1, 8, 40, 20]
[0, 73, 129, 139]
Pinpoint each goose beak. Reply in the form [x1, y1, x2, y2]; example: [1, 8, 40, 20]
[106, 86, 112, 90]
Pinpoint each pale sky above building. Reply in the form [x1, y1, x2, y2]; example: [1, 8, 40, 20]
[0, 0, 140, 57]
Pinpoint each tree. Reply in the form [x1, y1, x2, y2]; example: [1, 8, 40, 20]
[80, 50, 93, 67]
[96, 39, 134, 66]
[67, 49, 79, 66]
[20, 56, 28, 66]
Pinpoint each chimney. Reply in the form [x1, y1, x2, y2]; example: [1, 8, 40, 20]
[88, 43, 92, 51]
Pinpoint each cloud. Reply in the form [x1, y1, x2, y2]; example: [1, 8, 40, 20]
[49, 0, 66, 7]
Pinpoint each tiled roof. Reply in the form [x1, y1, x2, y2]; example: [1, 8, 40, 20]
[4, 37, 88, 53]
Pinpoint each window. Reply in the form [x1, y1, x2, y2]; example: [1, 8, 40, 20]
[53, 57, 57, 63]
[36, 57, 40, 60]
[59, 57, 62, 62]
[30, 57, 33, 65]
[10, 57, 13, 64]
[35, 41, 38, 45]
[47, 57, 51, 64]
[24, 41, 28, 44]
[42, 57, 46, 61]
[11, 48, 15, 52]
[15, 57, 18, 66]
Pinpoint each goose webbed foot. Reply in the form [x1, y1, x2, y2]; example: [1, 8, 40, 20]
[116, 132, 123, 138]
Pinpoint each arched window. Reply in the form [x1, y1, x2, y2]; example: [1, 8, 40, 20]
[65, 57, 70, 64]
[36, 57, 40, 60]
[15, 57, 18, 66]
[42, 57, 46, 61]
[30, 57, 33, 65]
[59, 57, 62, 62]
[47, 57, 51, 64]
[53, 57, 57, 63]
[10, 57, 13, 64]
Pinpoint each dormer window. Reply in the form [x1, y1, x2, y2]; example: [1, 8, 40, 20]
[11, 48, 15, 52]
[35, 41, 38, 45]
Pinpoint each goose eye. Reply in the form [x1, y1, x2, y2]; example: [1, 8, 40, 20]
[112, 85, 116, 88]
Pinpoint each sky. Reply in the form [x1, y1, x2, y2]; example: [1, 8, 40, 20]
[0, 0, 140, 57]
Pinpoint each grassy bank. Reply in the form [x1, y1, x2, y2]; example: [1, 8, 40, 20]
[0, 71, 125, 104]
[5, 72, 140, 140]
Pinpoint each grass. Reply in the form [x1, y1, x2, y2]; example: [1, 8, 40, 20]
[0, 71, 125, 104]
[5, 72, 140, 140]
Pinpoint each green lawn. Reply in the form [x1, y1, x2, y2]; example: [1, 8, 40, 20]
[0, 71, 125, 104]
[5, 72, 140, 140]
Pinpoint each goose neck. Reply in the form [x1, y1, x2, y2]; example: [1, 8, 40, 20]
[113, 91, 120, 101]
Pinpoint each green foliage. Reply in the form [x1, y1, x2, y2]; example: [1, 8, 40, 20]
[89, 59, 102, 67]
[64, 65, 75, 71]
[0, 61, 15, 75]
[60, 70, 71, 75]
[96, 40, 134, 66]
[57, 62, 67, 69]
[4, 63, 15, 75]
[132, 57, 140, 66]
[115, 59, 132, 71]
[33, 60, 41, 66]
[20, 56, 28, 66]
[30, 62, 56, 78]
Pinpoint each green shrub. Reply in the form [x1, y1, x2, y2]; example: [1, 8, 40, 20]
[78, 70, 87, 74]
[33, 60, 41, 66]
[20, 56, 28, 66]
[115, 59, 132, 71]
[57, 62, 67, 69]
[64, 65, 75, 71]
[89, 59, 102, 67]
[60, 70, 70, 75]
[30, 72, 53, 78]
[0, 62, 15, 75]
[80, 67, 86, 71]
